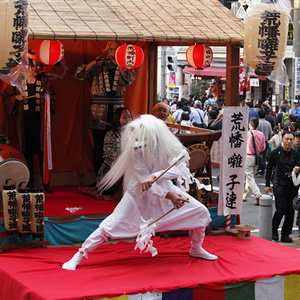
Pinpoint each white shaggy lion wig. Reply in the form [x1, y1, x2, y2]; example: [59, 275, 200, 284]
[99, 114, 184, 192]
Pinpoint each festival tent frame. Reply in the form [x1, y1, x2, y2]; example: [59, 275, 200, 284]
[0, 0, 244, 185]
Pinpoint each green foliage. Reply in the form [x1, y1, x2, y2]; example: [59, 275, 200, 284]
[190, 79, 212, 98]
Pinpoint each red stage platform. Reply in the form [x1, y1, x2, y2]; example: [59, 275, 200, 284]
[0, 235, 300, 299]
[44, 185, 118, 217]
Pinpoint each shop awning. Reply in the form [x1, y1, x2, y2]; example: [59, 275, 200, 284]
[183, 66, 226, 77]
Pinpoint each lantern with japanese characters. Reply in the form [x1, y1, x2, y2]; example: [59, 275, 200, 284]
[35, 40, 64, 66]
[0, 0, 28, 74]
[244, 0, 291, 76]
[115, 44, 144, 70]
[186, 44, 213, 70]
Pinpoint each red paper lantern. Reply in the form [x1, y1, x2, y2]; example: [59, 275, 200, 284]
[35, 40, 64, 65]
[115, 44, 144, 70]
[186, 44, 213, 70]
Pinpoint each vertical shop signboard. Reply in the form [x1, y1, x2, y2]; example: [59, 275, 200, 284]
[295, 57, 300, 97]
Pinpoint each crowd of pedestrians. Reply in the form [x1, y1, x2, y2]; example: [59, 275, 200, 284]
[243, 98, 300, 243]
[157, 94, 300, 243]
[159, 93, 225, 131]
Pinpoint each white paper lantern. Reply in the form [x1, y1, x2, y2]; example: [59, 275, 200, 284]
[0, 0, 28, 74]
[244, 0, 290, 76]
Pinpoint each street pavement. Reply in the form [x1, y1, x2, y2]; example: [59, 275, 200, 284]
[211, 167, 300, 249]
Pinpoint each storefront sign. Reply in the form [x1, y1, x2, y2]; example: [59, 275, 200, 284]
[250, 78, 259, 87]
[295, 57, 300, 97]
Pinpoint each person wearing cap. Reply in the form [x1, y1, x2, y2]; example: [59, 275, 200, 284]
[282, 100, 291, 113]
[276, 105, 290, 130]
[152, 102, 176, 123]
[74, 41, 136, 178]
[293, 99, 300, 129]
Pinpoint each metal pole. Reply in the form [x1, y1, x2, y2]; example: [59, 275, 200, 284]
[160, 46, 166, 99]
[293, 0, 300, 99]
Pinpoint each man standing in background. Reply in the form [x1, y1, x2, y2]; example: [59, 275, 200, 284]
[243, 118, 266, 205]
[2, 50, 56, 192]
[257, 109, 272, 176]
[74, 42, 135, 178]
[265, 131, 300, 243]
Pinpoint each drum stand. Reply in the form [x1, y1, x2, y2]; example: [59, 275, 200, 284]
[0, 194, 50, 251]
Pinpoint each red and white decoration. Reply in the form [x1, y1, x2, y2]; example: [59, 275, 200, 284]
[35, 40, 64, 65]
[186, 44, 213, 70]
[239, 58, 251, 95]
[115, 44, 144, 70]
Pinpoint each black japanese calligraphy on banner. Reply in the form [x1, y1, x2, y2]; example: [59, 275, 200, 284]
[30, 189, 45, 233]
[0, 0, 28, 74]
[218, 107, 248, 216]
[244, 0, 290, 78]
[17, 189, 31, 233]
[2, 187, 18, 231]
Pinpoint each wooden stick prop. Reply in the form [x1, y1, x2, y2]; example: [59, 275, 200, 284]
[100, 120, 113, 127]
[152, 152, 187, 184]
[147, 207, 176, 227]
[147, 198, 189, 227]
[24, 95, 37, 99]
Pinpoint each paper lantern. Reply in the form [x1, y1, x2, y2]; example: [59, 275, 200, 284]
[244, 0, 290, 76]
[35, 40, 64, 65]
[186, 44, 213, 70]
[115, 44, 144, 70]
[0, 0, 28, 74]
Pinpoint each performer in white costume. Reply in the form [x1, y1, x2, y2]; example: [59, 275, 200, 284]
[62, 115, 217, 270]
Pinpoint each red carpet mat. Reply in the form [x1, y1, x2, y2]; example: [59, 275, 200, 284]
[0, 235, 300, 300]
[44, 185, 118, 217]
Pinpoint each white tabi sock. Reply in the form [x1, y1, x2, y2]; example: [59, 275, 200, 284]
[189, 247, 218, 261]
[62, 251, 83, 270]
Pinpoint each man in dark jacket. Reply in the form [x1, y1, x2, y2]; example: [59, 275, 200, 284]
[265, 131, 300, 243]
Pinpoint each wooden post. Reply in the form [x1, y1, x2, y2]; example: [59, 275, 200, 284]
[148, 42, 158, 113]
[226, 44, 240, 107]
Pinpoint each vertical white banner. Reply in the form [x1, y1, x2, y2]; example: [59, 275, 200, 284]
[218, 107, 248, 216]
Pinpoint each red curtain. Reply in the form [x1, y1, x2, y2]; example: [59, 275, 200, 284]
[0, 40, 149, 175]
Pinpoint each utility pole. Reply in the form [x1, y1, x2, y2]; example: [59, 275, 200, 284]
[160, 46, 166, 99]
[293, 0, 300, 100]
